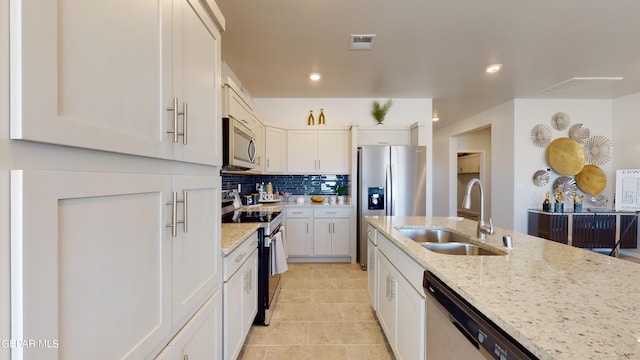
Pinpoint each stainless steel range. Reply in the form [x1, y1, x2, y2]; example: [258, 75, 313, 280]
[221, 199, 283, 326]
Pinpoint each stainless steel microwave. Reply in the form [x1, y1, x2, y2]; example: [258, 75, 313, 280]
[223, 118, 256, 170]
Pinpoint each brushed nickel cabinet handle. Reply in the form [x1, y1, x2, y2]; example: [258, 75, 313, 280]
[166, 192, 178, 238]
[182, 190, 188, 233]
[182, 102, 188, 145]
[166, 98, 186, 143]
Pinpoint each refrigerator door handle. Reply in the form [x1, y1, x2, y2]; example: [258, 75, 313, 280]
[386, 164, 392, 216]
[390, 164, 397, 216]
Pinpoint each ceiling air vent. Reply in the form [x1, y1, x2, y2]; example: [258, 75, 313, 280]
[537, 77, 623, 98]
[350, 34, 376, 50]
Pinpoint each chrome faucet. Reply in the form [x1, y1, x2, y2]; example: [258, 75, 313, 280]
[462, 178, 494, 240]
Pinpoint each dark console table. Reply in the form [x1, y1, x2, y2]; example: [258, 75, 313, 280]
[528, 210, 638, 250]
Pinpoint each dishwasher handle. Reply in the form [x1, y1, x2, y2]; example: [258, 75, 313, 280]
[449, 314, 480, 350]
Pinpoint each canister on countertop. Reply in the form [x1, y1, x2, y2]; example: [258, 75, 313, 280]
[266, 182, 273, 194]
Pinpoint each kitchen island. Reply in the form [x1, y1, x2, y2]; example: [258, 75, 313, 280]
[366, 216, 640, 360]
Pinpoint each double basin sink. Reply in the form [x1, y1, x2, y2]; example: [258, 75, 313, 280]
[397, 227, 506, 256]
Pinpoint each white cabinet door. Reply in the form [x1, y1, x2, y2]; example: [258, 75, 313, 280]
[170, 290, 223, 360]
[287, 130, 350, 174]
[223, 248, 258, 360]
[287, 131, 318, 173]
[171, 0, 222, 165]
[10, 170, 172, 360]
[376, 252, 396, 348]
[223, 265, 243, 360]
[265, 126, 286, 173]
[285, 217, 313, 256]
[331, 218, 350, 256]
[10, 0, 172, 159]
[243, 250, 259, 333]
[317, 131, 350, 174]
[171, 175, 221, 328]
[10, 0, 221, 165]
[367, 237, 377, 310]
[253, 115, 265, 173]
[395, 274, 425, 360]
[313, 218, 333, 255]
[224, 85, 253, 129]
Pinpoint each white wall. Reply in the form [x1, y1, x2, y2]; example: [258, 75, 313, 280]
[513, 99, 614, 232]
[254, 98, 432, 129]
[612, 92, 640, 170]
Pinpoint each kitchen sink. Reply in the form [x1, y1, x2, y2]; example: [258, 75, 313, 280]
[397, 227, 470, 243]
[422, 242, 505, 256]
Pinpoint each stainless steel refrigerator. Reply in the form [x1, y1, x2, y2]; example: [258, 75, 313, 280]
[357, 145, 426, 270]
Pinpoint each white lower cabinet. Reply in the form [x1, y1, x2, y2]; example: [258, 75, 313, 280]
[367, 235, 378, 310]
[10, 170, 221, 359]
[223, 232, 259, 360]
[285, 208, 314, 256]
[286, 207, 353, 259]
[375, 233, 425, 360]
[313, 208, 350, 256]
[156, 290, 223, 360]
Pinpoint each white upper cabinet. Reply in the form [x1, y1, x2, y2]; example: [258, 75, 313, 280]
[287, 130, 349, 174]
[10, 0, 223, 165]
[264, 126, 287, 173]
[223, 78, 254, 132]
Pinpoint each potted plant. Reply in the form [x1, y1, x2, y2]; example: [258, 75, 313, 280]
[336, 185, 347, 204]
[371, 99, 393, 125]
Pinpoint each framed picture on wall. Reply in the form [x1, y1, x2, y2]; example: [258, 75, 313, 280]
[615, 169, 640, 211]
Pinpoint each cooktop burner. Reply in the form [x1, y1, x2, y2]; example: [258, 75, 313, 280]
[221, 211, 282, 224]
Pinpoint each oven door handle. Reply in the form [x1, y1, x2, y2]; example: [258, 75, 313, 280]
[265, 226, 282, 247]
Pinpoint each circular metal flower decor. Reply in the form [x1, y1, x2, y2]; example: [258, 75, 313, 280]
[568, 123, 590, 143]
[532, 170, 550, 187]
[530, 124, 552, 148]
[552, 176, 577, 200]
[583, 135, 612, 166]
[551, 112, 571, 131]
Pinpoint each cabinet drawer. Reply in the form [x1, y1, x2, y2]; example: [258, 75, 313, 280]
[286, 207, 314, 218]
[367, 224, 378, 245]
[314, 208, 351, 218]
[378, 233, 425, 295]
[223, 232, 258, 281]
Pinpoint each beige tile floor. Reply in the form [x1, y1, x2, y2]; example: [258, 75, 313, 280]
[238, 263, 396, 360]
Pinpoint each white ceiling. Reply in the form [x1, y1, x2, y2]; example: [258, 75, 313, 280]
[216, 0, 640, 128]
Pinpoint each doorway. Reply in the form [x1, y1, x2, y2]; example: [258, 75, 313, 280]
[455, 127, 491, 220]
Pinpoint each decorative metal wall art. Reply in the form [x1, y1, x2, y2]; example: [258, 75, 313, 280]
[575, 164, 606, 195]
[546, 137, 585, 176]
[582, 135, 612, 166]
[551, 112, 571, 130]
[530, 124, 552, 148]
[532, 170, 550, 187]
[568, 123, 590, 143]
[552, 176, 577, 200]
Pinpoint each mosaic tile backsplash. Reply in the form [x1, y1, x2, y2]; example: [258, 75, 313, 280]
[222, 174, 349, 197]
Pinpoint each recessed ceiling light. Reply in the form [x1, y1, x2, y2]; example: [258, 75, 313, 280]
[485, 64, 502, 73]
[309, 73, 321, 81]
[432, 116, 439, 122]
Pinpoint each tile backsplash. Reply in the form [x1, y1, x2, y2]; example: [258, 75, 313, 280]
[222, 174, 349, 197]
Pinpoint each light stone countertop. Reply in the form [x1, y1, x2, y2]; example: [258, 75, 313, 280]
[221, 223, 260, 255]
[366, 215, 640, 360]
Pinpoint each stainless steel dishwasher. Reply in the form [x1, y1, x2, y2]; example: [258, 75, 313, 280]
[423, 271, 537, 360]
